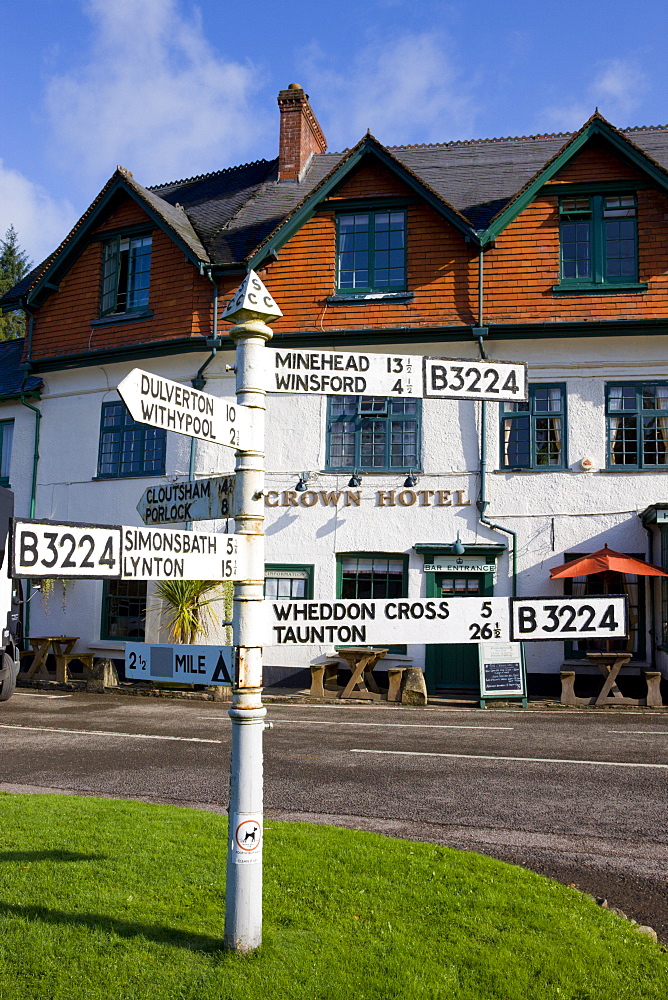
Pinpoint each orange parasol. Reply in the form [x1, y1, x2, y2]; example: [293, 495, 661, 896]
[549, 544, 668, 579]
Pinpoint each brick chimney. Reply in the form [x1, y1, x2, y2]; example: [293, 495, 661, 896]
[277, 84, 327, 182]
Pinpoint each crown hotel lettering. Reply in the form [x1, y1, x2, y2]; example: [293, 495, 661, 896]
[265, 489, 471, 507]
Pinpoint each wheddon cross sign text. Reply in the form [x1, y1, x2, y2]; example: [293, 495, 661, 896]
[265, 348, 527, 403]
[11, 518, 252, 582]
[117, 369, 251, 450]
[262, 596, 628, 645]
[263, 598, 511, 646]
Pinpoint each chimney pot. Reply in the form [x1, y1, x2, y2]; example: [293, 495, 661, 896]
[277, 85, 327, 182]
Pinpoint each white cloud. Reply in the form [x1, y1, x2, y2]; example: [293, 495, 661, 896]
[299, 32, 478, 150]
[44, 0, 272, 188]
[542, 58, 648, 132]
[0, 160, 77, 266]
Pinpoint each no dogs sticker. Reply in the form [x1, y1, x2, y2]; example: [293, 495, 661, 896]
[232, 816, 262, 864]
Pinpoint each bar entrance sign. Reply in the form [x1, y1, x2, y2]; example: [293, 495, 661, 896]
[117, 369, 251, 450]
[478, 642, 526, 708]
[136, 476, 235, 525]
[125, 642, 233, 685]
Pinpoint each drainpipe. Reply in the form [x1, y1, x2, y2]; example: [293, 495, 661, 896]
[642, 519, 658, 670]
[473, 248, 518, 597]
[19, 307, 41, 637]
[186, 267, 223, 527]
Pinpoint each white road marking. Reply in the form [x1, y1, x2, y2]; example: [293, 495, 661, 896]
[350, 749, 668, 769]
[13, 693, 73, 699]
[607, 730, 668, 736]
[223, 719, 514, 731]
[0, 724, 223, 744]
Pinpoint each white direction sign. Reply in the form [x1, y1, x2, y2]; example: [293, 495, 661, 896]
[424, 358, 526, 402]
[510, 597, 627, 641]
[117, 369, 251, 451]
[125, 642, 233, 685]
[265, 348, 527, 402]
[137, 476, 235, 525]
[263, 597, 511, 646]
[120, 525, 251, 581]
[11, 519, 122, 578]
[266, 348, 420, 397]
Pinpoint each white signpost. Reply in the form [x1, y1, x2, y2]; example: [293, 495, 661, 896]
[120, 525, 251, 581]
[265, 348, 527, 402]
[125, 642, 233, 685]
[264, 597, 511, 646]
[11, 518, 252, 583]
[117, 368, 252, 450]
[136, 475, 235, 525]
[11, 519, 122, 578]
[510, 596, 627, 641]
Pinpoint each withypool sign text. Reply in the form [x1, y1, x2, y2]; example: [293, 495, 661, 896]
[117, 369, 251, 450]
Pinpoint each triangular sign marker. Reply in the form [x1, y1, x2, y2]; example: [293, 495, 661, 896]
[211, 652, 232, 684]
[221, 270, 283, 325]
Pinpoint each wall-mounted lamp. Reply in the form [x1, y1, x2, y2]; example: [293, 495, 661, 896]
[451, 531, 465, 556]
[348, 469, 362, 488]
[295, 472, 310, 492]
[403, 469, 418, 488]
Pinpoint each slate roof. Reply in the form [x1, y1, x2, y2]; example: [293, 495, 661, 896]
[3, 118, 668, 309]
[0, 338, 42, 398]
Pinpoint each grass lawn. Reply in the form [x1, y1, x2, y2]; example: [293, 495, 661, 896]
[0, 793, 665, 1000]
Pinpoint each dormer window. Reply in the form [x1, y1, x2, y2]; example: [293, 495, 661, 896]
[557, 194, 640, 290]
[336, 210, 406, 293]
[101, 234, 152, 315]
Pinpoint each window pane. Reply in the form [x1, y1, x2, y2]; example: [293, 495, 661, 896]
[0, 421, 13, 480]
[503, 416, 531, 467]
[328, 395, 419, 471]
[103, 580, 147, 639]
[98, 401, 165, 477]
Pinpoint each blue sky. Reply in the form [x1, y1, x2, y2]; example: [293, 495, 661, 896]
[2, 0, 668, 263]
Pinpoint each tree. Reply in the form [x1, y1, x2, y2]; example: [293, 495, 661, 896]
[0, 225, 32, 341]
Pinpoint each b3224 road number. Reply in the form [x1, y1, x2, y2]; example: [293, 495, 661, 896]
[11, 519, 122, 578]
[510, 597, 627, 641]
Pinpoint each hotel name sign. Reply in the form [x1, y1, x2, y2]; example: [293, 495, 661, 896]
[264, 488, 471, 508]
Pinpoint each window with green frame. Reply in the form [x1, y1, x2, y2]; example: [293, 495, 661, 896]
[101, 233, 152, 315]
[326, 395, 420, 472]
[100, 579, 147, 639]
[337, 553, 408, 653]
[558, 193, 638, 287]
[0, 420, 13, 485]
[336, 210, 406, 292]
[264, 564, 314, 600]
[606, 383, 668, 469]
[500, 385, 566, 469]
[97, 400, 166, 478]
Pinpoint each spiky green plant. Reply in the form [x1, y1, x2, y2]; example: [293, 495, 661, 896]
[154, 580, 224, 644]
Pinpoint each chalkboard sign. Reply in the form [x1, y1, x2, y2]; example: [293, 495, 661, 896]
[479, 642, 526, 702]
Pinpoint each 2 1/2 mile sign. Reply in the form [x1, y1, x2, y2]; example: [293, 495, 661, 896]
[117, 369, 251, 450]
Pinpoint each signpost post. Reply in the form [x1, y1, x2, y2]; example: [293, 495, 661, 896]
[221, 270, 282, 953]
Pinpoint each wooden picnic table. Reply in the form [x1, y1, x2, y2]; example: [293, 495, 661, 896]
[310, 647, 389, 700]
[560, 652, 663, 707]
[20, 637, 80, 683]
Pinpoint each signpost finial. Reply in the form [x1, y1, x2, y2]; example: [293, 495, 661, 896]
[221, 270, 283, 326]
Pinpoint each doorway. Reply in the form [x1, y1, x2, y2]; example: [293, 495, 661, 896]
[425, 572, 492, 691]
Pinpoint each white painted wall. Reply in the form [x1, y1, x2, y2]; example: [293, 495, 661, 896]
[4, 334, 667, 679]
